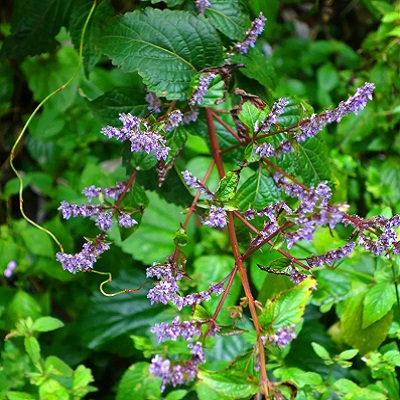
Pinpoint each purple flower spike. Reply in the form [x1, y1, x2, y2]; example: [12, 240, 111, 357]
[189, 73, 217, 106]
[202, 205, 228, 228]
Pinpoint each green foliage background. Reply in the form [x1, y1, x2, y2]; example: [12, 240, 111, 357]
[0, 0, 399, 399]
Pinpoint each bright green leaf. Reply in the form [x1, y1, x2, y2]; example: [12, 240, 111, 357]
[24, 336, 41, 370]
[32, 316, 64, 333]
[215, 171, 240, 201]
[311, 342, 331, 360]
[362, 282, 396, 328]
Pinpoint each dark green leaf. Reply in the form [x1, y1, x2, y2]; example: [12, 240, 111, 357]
[205, 0, 249, 40]
[21, 226, 55, 258]
[232, 169, 280, 210]
[89, 87, 148, 125]
[96, 9, 223, 100]
[238, 101, 267, 136]
[269, 258, 292, 271]
[0, 0, 72, 59]
[5, 291, 42, 327]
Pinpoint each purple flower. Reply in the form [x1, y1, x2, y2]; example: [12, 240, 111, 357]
[101, 113, 170, 160]
[145, 91, 162, 113]
[255, 142, 275, 158]
[189, 73, 217, 106]
[202, 205, 228, 228]
[117, 213, 138, 228]
[307, 242, 355, 268]
[230, 13, 266, 56]
[82, 182, 127, 202]
[262, 325, 297, 347]
[297, 83, 375, 142]
[146, 262, 174, 280]
[289, 270, 308, 285]
[255, 97, 288, 134]
[182, 108, 199, 124]
[164, 110, 183, 131]
[95, 212, 113, 231]
[150, 317, 202, 342]
[196, 0, 211, 14]
[181, 170, 214, 199]
[4, 260, 17, 278]
[56, 236, 110, 274]
[147, 279, 180, 305]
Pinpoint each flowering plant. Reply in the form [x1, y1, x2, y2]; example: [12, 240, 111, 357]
[2, 1, 400, 399]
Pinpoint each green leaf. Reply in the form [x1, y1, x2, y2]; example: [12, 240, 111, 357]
[197, 369, 259, 399]
[0, 0, 72, 59]
[38, 379, 69, 399]
[205, 0, 250, 40]
[259, 277, 316, 329]
[341, 286, 393, 355]
[269, 258, 292, 271]
[5, 291, 42, 327]
[89, 87, 148, 125]
[96, 9, 223, 100]
[238, 101, 267, 136]
[333, 379, 387, 400]
[32, 316, 64, 332]
[24, 336, 41, 370]
[72, 365, 95, 397]
[20, 46, 80, 112]
[77, 269, 164, 350]
[5, 393, 36, 400]
[273, 367, 323, 387]
[311, 342, 331, 360]
[232, 169, 280, 210]
[215, 171, 240, 202]
[362, 282, 396, 328]
[20, 225, 55, 258]
[116, 362, 162, 400]
[115, 191, 192, 264]
[277, 133, 331, 186]
[339, 349, 359, 360]
[45, 356, 73, 377]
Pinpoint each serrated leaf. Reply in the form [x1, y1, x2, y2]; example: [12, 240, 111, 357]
[32, 316, 64, 332]
[362, 282, 396, 328]
[73, 365, 94, 392]
[96, 9, 223, 100]
[269, 258, 292, 271]
[233, 169, 280, 210]
[238, 101, 267, 136]
[259, 277, 316, 329]
[341, 286, 393, 355]
[0, 0, 72, 59]
[215, 171, 239, 201]
[116, 362, 162, 400]
[197, 369, 259, 399]
[311, 342, 331, 360]
[205, 0, 250, 40]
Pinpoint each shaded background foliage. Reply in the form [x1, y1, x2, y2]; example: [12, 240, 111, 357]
[0, 0, 399, 399]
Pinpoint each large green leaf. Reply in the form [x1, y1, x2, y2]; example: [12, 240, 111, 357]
[232, 169, 280, 210]
[205, 0, 250, 40]
[259, 277, 316, 329]
[77, 268, 164, 350]
[197, 369, 259, 399]
[341, 286, 393, 355]
[96, 9, 223, 100]
[0, 0, 72, 59]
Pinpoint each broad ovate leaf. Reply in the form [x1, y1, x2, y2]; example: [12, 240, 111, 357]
[96, 9, 223, 100]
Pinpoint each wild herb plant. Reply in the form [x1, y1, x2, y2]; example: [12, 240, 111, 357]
[2, 1, 400, 399]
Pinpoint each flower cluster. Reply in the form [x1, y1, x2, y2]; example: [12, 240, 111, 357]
[56, 235, 110, 274]
[195, 0, 211, 14]
[164, 110, 183, 131]
[145, 91, 162, 113]
[146, 260, 224, 310]
[149, 341, 205, 392]
[189, 73, 216, 106]
[202, 205, 228, 228]
[4, 260, 17, 278]
[307, 242, 356, 268]
[101, 113, 170, 160]
[296, 83, 375, 142]
[230, 13, 266, 56]
[255, 97, 289, 134]
[262, 325, 297, 347]
[151, 316, 202, 343]
[82, 182, 127, 202]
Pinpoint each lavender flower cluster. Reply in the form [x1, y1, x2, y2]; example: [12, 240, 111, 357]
[56, 235, 110, 274]
[101, 113, 170, 160]
[189, 73, 217, 106]
[146, 260, 224, 310]
[262, 325, 297, 347]
[145, 91, 162, 113]
[195, 0, 211, 14]
[182, 170, 227, 228]
[149, 341, 205, 392]
[230, 13, 266, 56]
